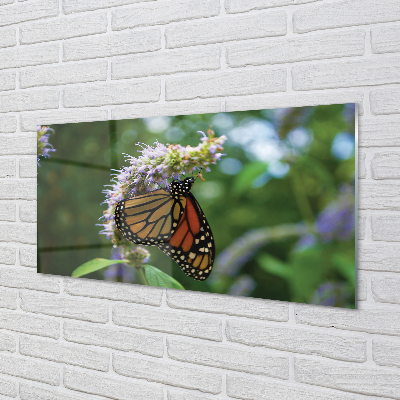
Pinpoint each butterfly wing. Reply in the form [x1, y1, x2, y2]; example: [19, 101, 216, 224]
[115, 189, 186, 245]
[158, 193, 215, 281]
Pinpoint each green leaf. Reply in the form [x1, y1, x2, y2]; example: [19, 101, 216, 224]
[233, 161, 268, 194]
[144, 265, 185, 290]
[333, 254, 355, 287]
[258, 253, 292, 279]
[71, 258, 127, 278]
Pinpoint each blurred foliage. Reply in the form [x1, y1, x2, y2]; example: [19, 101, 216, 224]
[38, 104, 356, 308]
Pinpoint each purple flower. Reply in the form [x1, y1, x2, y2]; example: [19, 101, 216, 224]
[310, 282, 352, 308]
[37, 125, 56, 166]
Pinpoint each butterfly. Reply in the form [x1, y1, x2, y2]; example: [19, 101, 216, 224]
[114, 177, 215, 281]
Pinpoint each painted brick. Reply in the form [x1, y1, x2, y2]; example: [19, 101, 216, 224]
[166, 68, 286, 100]
[113, 353, 222, 394]
[112, 0, 219, 30]
[226, 91, 364, 114]
[359, 243, 400, 272]
[0, 157, 15, 178]
[0, 43, 59, 70]
[0, 70, 16, 91]
[167, 390, 217, 400]
[0, 377, 17, 398]
[295, 303, 400, 336]
[0, 181, 36, 200]
[166, 11, 287, 48]
[63, 29, 161, 61]
[0, 330, 15, 353]
[0, 0, 58, 27]
[295, 356, 400, 399]
[372, 152, 400, 179]
[359, 182, 400, 210]
[20, 246, 37, 268]
[167, 336, 289, 379]
[63, 320, 164, 357]
[371, 276, 400, 304]
[0, 88, 59, 113]
[372, 214, 400, 242]
[0, 201, 16, 224]
[358, 151, 366, 179]
[226, 319, 366, 362]
[63, 80, 160, 108]
[293, 0, 400, 33]
[167, 290, 289, 321]
[113, 303, 222, 341]
[227, 30, 365, 67]
[20, 335, 110, 372]
[373, 337, 400, 368]
[0, 353, 59, 385]
[64, 0, 156, 14]
[20, 12, 108, 45]
[371, 24, 400, 54]
[0, 115, 17, 133]
[292, 56, 400, 91]
[226, 0, 318, 13]
[111, 100, 222, 120]
[0, 244, 16, 262]
[112, 47, 221, 79]
[20, 291, 109, 323]
[19, 158, 37, 179]
[20, 60, 108, 89]
[64, 367, 164, 400]
[359, 117, 400, 147]
[0, 223, 36, 244]
[0, 135, 36, 155]
[0, 26, 16, 49]
[370, 88, 400, 115]
[64, 277, 162, 306]
[358, 273, 367, 301]
[21, 109, 109, 132]
[19, 200, 36, 223]
[0, 0, 13, 4]
[0, 286, 17, 309]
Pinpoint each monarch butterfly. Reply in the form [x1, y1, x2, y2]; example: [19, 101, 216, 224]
[114, 177, 215, 281]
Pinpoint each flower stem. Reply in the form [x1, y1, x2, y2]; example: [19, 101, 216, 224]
[135, 266, 149, 285]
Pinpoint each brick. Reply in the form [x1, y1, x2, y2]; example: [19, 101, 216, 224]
[0, 0, 13, 4]
[20, 12, 108, 44]
[64, 0, 156, 14]
[372, 276, 400, 304]
[0, 26, 16, 48]
[111, 100, 221, 120]
[19, 201, 36, 223]
[359, 243, 400, 272]
[0, 115, 17, 133]
[359, 210, 366, 240]
[358, 151, 366, 179]
[64, 367, 164, 400]
[64, 320, 164, 357]
[227, 319, 366, 362]
[0, 201, 17, 223]
[372, 24, 400, 54]
[359, 182, 400, 210]
[372, 213, 400, 242]
[0, 0, 58, 27]
[0, 377, 17, 398]
[167, 390, 217, 400]
[167, 336, 289, 379]
[357, 272, 367, 301]
[372, 152, 400, 179]
[359, 117, 400, 147]
[226, 0, 318, 13]
[20, 335, 109, 372]
[295, 303, 400, 336]
[113, 303, 222, 341]
[0, 287, 17, 309]
[0, 331, 15, 352]
[113, 353, 222, 394]
[0, 309, 59, 338]
[64, 277, 162, 306]
[112, 47, 220, 79]
[21, 108, 109, 131]
[63, 80, 160, 108]
[20, 291, 109, 323]
[166, 11, 286, 48]
[0, 88, 59, 113]
[0, 135, 36, 155]
[64, 29, 160, 61]
[20, 60, 108, 89]
[0, 244, 16, 262]
[20, 246, 37, 268]
[370, 88, 400, 115]
[293, 0, 400, 33]
[166, 68, 285, 101]
[0, 43, 59, 70]
[167, 290, 289, 321]
[373, 337, 400, 368]
[227, 30, 365, 67]
[112, 0, 219, 30]
[0, 157, 15, 178]
[0, 70, 15, 91]
[0, 223, 36, 244]
[292, 56, 400, 91]
[295, 356, 400, 399]
[226, 91, 364, 114]
[19, 158, 37, 179]
[0, 353, 59, 385]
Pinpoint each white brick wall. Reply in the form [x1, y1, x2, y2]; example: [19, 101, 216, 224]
[0, 0, 399, 399]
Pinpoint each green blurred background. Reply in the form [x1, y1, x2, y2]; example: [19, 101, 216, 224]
[38, 103, 356, 308]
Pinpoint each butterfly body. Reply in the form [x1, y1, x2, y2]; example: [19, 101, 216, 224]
[114, 178, 215, 281]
